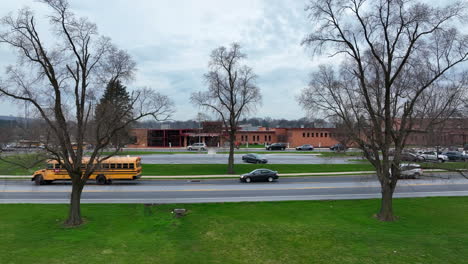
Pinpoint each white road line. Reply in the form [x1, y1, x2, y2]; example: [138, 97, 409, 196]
[1, 181, 467, 193]
[1, 191, 468, 204]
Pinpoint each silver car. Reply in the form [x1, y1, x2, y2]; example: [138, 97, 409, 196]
[187, 143, 207, 151]
[399, 163, 423, 179]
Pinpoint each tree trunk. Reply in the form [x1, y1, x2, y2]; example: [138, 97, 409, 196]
[65, 175, 85, 226]
[227, 132, 235, 174]
[377, 183, 396, 221]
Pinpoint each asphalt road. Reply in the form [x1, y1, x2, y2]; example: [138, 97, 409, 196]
[140, 153, 356, 164]
[1, 174, 467, 204]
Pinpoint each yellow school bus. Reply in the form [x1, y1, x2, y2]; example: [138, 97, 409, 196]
[32, 156, 142, 185]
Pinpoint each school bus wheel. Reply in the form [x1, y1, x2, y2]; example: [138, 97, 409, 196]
[96, 175, 107, 185]
[34, 175, 45, 185]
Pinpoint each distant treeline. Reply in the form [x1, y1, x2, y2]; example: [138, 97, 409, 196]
[0, 119, 17, 128]
[135, 117, 333, 129]
[0, 116, 333, 130]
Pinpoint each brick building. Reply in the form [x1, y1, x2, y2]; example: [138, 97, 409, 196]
[404, 118, 468, 147]
[127, 123, 340, 148]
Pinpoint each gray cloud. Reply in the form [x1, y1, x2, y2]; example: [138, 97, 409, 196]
[0, 0, 332, 120]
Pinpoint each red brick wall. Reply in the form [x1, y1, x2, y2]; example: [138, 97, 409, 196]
[236, 132, 276, 145]
[128, 128, 340, 148]
[287, 129, 338, 148]
[127, 129, 148, 148]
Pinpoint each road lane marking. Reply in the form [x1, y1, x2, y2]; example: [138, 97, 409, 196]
[1, 182, 467, 193]
[2, 191, 468, 204]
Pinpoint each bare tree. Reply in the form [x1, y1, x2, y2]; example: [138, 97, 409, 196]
[0, 0, 173, 226]
[191, 43, 261, 173]
[331, 120, 354, 152]
[300, 0, 468, 221]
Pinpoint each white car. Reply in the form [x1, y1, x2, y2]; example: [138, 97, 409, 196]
[399, 163, 423, 178]
[187, 143, 207, 151]
[418, 151, 448, 162]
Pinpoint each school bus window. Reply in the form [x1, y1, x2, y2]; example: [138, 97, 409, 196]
[47, 164, 53, 169]
[110, 164, 115, 169]
[117, 164, 122, 169]
[55, 164, 60, 169]
[129, 163, 135, 169]
[103, 164, 109, 169]
[123, 164, 128, 169]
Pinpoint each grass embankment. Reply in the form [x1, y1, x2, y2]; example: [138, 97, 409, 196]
[141, 163, 375, 176]
[420, 162, 468, 170]
[0, 154, 44, 175]
[0, 197, 467, 264]
[318, 151, 363, 157]
[100, 151, 205, 155]
[110, 150, 320, 155]
[238, 144, 265, 148]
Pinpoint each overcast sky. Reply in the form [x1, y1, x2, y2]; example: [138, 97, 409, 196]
[0, 0, 337, 121]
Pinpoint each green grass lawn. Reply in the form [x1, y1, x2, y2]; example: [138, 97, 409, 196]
[0, 197, 467, 263]
[318, 151, 364, 157]
[0, 154, 45, 175]
[141, 163, 375, 175]
[420, 162, 468, 170]
[238, 144, 265, 148]
[99, 151, 207, 155]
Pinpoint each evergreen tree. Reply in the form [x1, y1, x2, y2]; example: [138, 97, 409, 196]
[95, 79, 133, 146]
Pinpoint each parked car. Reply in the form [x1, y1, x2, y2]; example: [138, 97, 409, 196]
[0, 145, 15, 152]
[442, 151, 467, 161]
[401, 152, 424, 162]
[399, 163, 423, 179]
[187, 143, 207, 151]
[418, 151, 448, 162]
[266, 143, 287, 150]
[240, 169, 278, 183]
[330, 143, 347, 151]
[242, 153, 268, 164]
[296, 144, 314, 151]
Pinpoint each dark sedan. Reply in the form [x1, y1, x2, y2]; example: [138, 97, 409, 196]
[266, 143, 287, 150]
[443, 151, 467, 161]
[240, 169, 279, 183]
[330, 143, 347, 151]
[242, 153, 268, 164]
[296, 144, 314, 151]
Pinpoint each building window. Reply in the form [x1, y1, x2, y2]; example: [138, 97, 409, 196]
[303, 132, 305, 137]
[307, 132, 310, 137]
[325, 133, 328, 137]
[316, 133, 319, 137]
[268, 135, 271, 141]
[265, 135, 267, 141]
[311, 132, 314, 137]
[320, 133, 323, 137]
